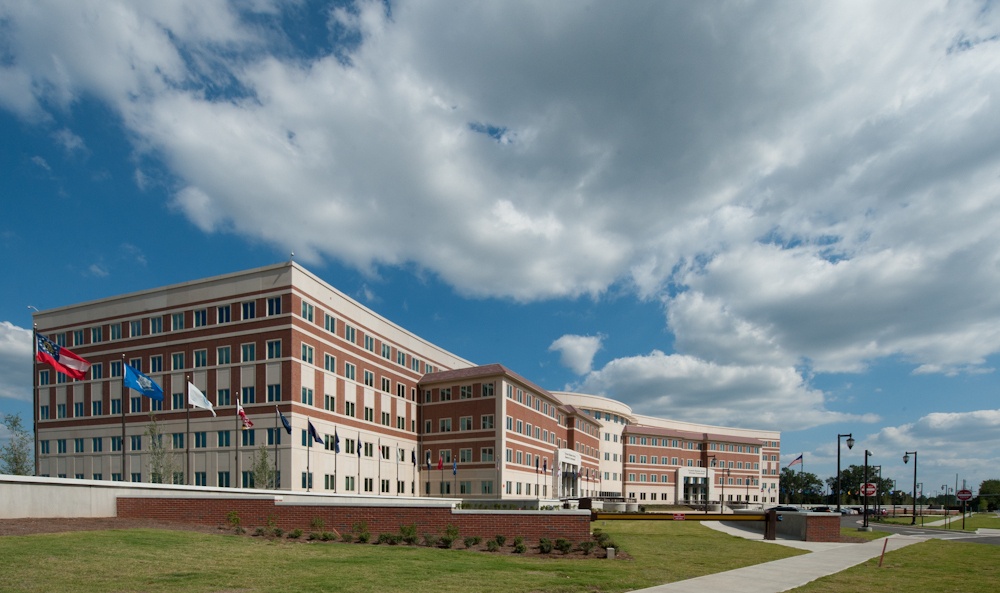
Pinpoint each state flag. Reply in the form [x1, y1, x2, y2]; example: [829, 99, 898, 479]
[35, 334, 91, 380]
[187, 382, 216, 416]
[123, 364, 163, 401]
[277, 407, 292, 434]
[307, 420, 323, 444]
[236, 397, 253, 430]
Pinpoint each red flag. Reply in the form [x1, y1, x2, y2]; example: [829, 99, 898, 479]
[237, 398, 254, 430]
[36, 334, 91, 380]
[437, 454, 443, 470]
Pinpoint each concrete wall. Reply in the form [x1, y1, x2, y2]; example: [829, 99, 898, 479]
[725, 510, 841, 542]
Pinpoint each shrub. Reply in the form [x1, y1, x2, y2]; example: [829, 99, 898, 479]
[341, 533, 354, 543]
[538, 538, 553, 554]
[378, 533, 401, 545]
[593, 530, 612, 548]
[463, 536, 481, 548]
[225, 511, 241, 529]
[266, 515, 278, 529]
[513, 542, 527, 554]
[555, 538, 573, 554]
[579, 541, 596, 555]
[310, 518, 325, 531]
[444, 524, 460, 539]
[352, 521, 370, 543]
[400, 524, 419, 545]
[288, 529, 303, 539]
[307, 532, 319, 541]
[233, 526, 246, 535]
[494, 534, 506, 547]
[272, 528, 284, 538]
[253, 527, 267, 537]
[423, 534, 439, 547]
[486, 540, 499, 552]
[320, 532, 335, 542]
[513, 536, 524, 547]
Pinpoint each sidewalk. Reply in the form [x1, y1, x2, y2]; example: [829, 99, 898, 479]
[628, 522, 924, 593]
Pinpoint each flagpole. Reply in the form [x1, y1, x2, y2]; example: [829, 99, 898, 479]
[357, 432, 361, 494]
[273, 406, 278, 489]
[333, 429, 338, 493]
[121, 355, 127, 482]
[378, 438, 382, 492]
[235, 396, 240, 489]
[186, 382, 191, 485]
[31, 322, 38, 476]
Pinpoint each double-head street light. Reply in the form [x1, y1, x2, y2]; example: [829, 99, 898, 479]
[706, 455, 717, 513]
[836, 433, 855, 513]
[863, 450, 872, 529]
[904, 451, 918, 525]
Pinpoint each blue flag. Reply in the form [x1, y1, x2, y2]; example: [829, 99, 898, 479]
[277, 407, 292, 434]
[426, 451, 431, 471]
[357, 435, 363, 457]
[307, 420, 323, 445]
[334, 429, 341, 453]
[412, 449, 416, 466]
[453, 459, 457, 476]
[123, 364, 163, 401]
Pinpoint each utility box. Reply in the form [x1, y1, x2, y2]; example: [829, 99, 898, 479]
[764, 509, 777, 540]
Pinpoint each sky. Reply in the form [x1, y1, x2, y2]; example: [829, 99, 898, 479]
[1, 0, 999, 499]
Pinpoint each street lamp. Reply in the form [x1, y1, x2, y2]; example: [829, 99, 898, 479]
[836, 433, 854, 513]
[722, 467, 730, 514]
[863, 450, 872, 529]
[872, 465, 882, 520]
[706, 455, 717, 514]
[903, 451, 917, 525]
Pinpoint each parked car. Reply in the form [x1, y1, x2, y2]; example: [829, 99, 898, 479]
[769, 506, 801, 512]
[812, 506, 832, 513]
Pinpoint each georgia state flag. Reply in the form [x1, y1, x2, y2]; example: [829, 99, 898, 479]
[36, 334, 91, 380]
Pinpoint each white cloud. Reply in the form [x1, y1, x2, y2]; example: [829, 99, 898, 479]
[0, 322, 33, 402]
[549, 334, 603, 375]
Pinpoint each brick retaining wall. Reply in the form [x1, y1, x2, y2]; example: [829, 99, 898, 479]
[117, 497, 591, 543]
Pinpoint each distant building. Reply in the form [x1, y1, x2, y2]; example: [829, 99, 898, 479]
[32, 262, 780, 505]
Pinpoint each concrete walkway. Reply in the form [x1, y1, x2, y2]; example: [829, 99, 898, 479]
[628, 522, 923, 593]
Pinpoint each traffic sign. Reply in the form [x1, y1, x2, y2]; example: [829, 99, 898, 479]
[956, 489, 973, 501]
[861, 482, 877, 496]
[673, 513, 685, 521]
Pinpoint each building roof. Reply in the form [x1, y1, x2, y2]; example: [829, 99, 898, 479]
[623, 424, 763, 446]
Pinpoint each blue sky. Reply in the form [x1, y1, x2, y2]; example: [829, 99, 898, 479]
[2, 0, 1000, 498]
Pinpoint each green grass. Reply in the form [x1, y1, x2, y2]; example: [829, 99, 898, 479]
[0, 521, 803, 593]
[790, 539, 1000, 593]
[841, 527, 887, 541]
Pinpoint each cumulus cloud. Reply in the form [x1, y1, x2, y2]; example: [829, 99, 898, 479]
[0, 322, 33, 402]
[549, 334, 603, 375]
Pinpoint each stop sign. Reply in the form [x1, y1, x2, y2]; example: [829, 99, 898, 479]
[862, 482, 877, 496]
[957, 489, 973, 501]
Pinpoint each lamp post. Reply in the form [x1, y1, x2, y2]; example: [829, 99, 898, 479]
[862, 450, 872, 529]
[722, 467, 730, 513]
[707, 455, 717, 514]
[903, 451, 917, 525]
[872, 465, 882, 520]
[836, 433, 854, 513]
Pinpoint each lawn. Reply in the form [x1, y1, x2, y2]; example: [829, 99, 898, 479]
[790, 539, 1000, 593]
[0, 520, 804, 593]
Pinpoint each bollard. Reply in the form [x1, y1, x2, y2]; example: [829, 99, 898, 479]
[607, 547, 616, 560]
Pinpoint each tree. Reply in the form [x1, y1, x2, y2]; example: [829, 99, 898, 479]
[0, 413, 32, 475]
[780, 467, 824, 504]
[977, 479, 1000, 511]
[250, 444, 275, 489]
[144, 413, 178, 484]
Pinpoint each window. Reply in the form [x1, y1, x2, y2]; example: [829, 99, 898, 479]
[345, 324, 356, 344]
[364, 335, 375, 352]
[194, 432, 207, 448]
[73, 402, 84, 417]
[218, 472, 231, 488]
[242, 343, 256, 362]
[57, 404, 66, 418]
[111, 437, 122, 452]
[267, 384, 281, 402]
[381, 343, 391, 359]
[39, 370, 50, 386]
[482, 383, 494, 397]
[481, 414, 494, 429]
[381, 377, 390, 392]
[149, 317, 163, 334]
[218, 431, 231, 447]
[300, 300, 314, 321]
[440, 388, 451, 401]
[217, 389, 231, 406]
[301, 387, 314, 406]
[345, 401, 356, 417]
[363, 370, 374, 387]
[90, 326, 102, 343]
[267, 427, 282, 446]
[74, 438, 84, 453]
[324, 353, 336, 372]
[439, 418, 452, 432]
[267, 340, 282, 359]
[130, 435, 142, 451]
[171, 313, 184, 331]
[268, 296, 283, 316]
[169, 392, 181, 409]
[459, 416, 473, 431]
[39, 441, 50, 455]
[91, 400, 103, 416]
[73, 330, 84, 346]
[460, 448, 472, 463]
[194, 349, 207, 368]
[242, 430, 255, 447]
[397, 350, 406, 366]
[172, 433, 184, 449]
[364, 406, 374, 422]
[301, 343, 313, 364]
[193, 308, 207, 327]
[242, 301, 256, 320]
[217, 305, 231, 324]
[217, 346, 231, 365]
[110, 360, 122, 378]
[411, 358, 420, 372]
[324, 314, 336, 333]
[171, 353, 184, 370]
[344, 363, 356, 381]
[242, 386, 255, 404]
[381, 411, 390, 426]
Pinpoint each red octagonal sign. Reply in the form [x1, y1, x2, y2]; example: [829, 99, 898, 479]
[957, 489, 973, 501]
[862, 483, 877, 496]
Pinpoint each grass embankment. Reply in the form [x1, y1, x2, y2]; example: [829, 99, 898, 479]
[791, 539, 1000, 593]
[879, 512, 1000, 531]
[0, 520, 803, 593]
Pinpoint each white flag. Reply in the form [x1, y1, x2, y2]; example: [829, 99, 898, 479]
[187, 382, 216, 417]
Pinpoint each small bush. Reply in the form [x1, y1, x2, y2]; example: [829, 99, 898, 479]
[272, 528, 284, 538]
[423, 534, 439, 547]
[494, 534, 506, 547]
[320, 531, 335, 542]
[233, 526, 246, 535]
[538, 538, 553, 553]
[266, 515, 278, 529]
[513, 536, 524, 547]
[341, 533, 354, 543]
[310, 518, 325, 531]
[439, 536, 455, 549]
[579, 541, 596, 555]
[253, 527, 267, 537]
[444, 524, 460, 539]
[356, 531, 370, 543]
[513, 542, 527, 554]
[352, 521, 370, 543]
[463, 536, 481, 548]
[486, 540, 499, 552]
[225, 511, 241, 529]
[378, 533, 401, 545]
[288, 529, 303, 539]
[555, 538, 573, 554]
[307, 532, 319, 541]
[400, 524, 419, 545]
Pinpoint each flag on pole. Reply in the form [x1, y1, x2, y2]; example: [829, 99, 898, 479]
[35, 334, 91, 380]
[236, 397, 253, 430]
[411, 449, 416, 466]
[333, 429, 341, 453]
[437, 454, 443, 471]
[123, 364, 163, 401]
[453, 459, 457, 476]
[426, 451, 431, 471]
[277, 406, 292, 434]
[187, 382, 216, 416]
[535, 456, 539, 473]
[787, 453, 804, 468]
[307, 420, 323, 444]
[357, 435, 363, 457]
[543, 458, 547, 474]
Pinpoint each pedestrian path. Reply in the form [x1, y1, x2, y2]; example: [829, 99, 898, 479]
[628, 522, 924, 593]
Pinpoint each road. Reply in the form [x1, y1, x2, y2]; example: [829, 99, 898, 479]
[841, 515, 1000, 546]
